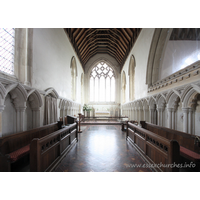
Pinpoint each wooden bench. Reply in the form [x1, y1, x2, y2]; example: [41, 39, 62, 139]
[0, 123, 59, 172]
[140, 121, 200, 163]
[30, 122, 78, 172]
[127, 122, 180, 172]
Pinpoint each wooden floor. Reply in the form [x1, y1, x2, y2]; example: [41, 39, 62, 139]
[53, 125, 152, 172]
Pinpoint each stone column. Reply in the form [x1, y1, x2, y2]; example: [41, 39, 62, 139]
[157, 108, 164, 126]
[131, 109, 134, 120]
[138, 108, 141, 122]
[16, 107, 26, 132]
[182, 108, 189, 133]
[135, 108, 138, 121]
[149, 108, 154, 124]
[32, 108, 41, 128]
[133, 109, 135, 120]
[167, 108, 172, 129]
[143, 107, 146, 121]
[0, 105, 5, 137]
[171, 108, 176, 129]
[188, 108, 193, 134]
[143, 108, 149, 122]
[140, 108, 144, 121]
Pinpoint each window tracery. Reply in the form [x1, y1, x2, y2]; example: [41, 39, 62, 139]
[90, 61, 115, 102]
[0, 28, 15, 74]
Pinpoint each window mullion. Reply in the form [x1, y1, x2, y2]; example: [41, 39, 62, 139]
[105, 77, 106, 102]
[110, 77, 111, 102]
[98, 77, 100, 102]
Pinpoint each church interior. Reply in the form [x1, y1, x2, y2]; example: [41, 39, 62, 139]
[1, 27, 200, 173]
[1, 2, 200, 199]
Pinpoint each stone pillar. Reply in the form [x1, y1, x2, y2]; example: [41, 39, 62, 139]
[171, 108, 176, 129]
[188, 108, 193, 134]
[167, 108, 172, 129]
[143, 107, 149, 122]
[16, 107, 26, 132]
[182, 108, 189, 133]
[133, 108, 135, 120]
[157, 108, 164, 126]
[135, 108, 138, 121]
[131, 109, 134, 120]
[32, 108, 40, 128]
[140, 108, 144, 121]
[143, 107, 146, 121]
[138, 108, 141, 122]
[0, 105, 5, 137]
[149, 108, 154, 124]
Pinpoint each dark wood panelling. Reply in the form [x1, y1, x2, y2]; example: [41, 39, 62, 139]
[65, 28, 142, 70]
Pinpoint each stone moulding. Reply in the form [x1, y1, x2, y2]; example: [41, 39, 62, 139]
[148, 61, 200, 93]
[122, 79, 200, 110]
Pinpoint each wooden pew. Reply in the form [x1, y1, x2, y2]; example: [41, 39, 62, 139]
[0, 123, 59, 172]
[30, 122, 78, 172]
[140, 121, 200, 163]
[127, 122, 180, 172]
[67, 115, 77, 124]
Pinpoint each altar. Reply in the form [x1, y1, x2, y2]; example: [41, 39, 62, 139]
[95, 111, 110, 117]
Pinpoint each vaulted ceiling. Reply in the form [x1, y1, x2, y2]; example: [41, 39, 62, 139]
[65, 28, 141, 70]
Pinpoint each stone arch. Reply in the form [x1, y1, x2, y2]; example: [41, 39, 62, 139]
[149, 96, 156, 109]
[25, 89, 43, 129]
[59, 99, 65, 110]
[2, 83, 28, 133]
[122, 71, 126, 104]
[128, 55, 136, 101]
[81, 73, 84, 104]
[157, 95, 166, 109]
[44, 88, 59, 125]
[27, 89, 43, 109]
[142, 98, 150, 122]
[71, 56, 77, 101]
[167, 92, 180, 109]
[143, 98, 149, 109]
[146, 28, 172, 87]
[9, 83, 28, 108]
[86, 58, 118, 79]
[45, 87, 59, 99]
[149, 96, 157, 124]
[182, 87, 199, 108]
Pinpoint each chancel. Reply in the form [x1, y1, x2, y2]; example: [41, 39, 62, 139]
[0, 28, 200, 172]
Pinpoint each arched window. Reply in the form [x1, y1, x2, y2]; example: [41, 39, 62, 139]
[129, 55, 136, 101]
[81, 73, 84, 104]
[0, 28, 15, 74]
[122, 71, 126, 104]
[71, 57, 77, 101]
[90, 61, 115, 102]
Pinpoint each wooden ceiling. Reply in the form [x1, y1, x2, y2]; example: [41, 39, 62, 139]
[65, 28, 141, 70]
[170, 28, 200, 40]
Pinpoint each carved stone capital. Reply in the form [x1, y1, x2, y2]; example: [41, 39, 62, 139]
[0, 105, 5, 112]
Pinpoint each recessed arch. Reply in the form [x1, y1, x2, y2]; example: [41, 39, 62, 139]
[128, 55, 136, 101]
[70, 56, 77, 101]
[122, 70, 126, 104]
[89, 60, 116, 102]
[146, 28, 172, 87]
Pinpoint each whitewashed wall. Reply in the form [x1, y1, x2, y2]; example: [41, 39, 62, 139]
[0, 28, 83, 137]
[121, 28, 155, 102]
[32, 28, 83, 103]
[160, 40, 200, 80]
